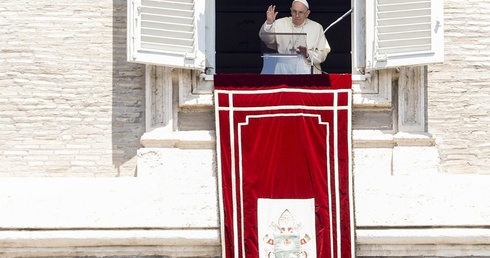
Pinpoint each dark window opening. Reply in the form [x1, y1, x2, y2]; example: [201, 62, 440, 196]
[215, 0, 352, 74]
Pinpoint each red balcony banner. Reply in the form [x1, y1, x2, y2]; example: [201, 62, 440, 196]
[214, 74, 354, 258]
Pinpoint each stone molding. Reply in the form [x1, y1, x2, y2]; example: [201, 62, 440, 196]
[1, 228, 488, 257]
[140, 128, 216, 149]
[0, 229, 221, 258]
[357, 228, 490, 256]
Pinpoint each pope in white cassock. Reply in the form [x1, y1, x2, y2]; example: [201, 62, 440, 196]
[259, 0, 330, 74]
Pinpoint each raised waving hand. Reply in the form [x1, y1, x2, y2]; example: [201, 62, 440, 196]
[266, 5, 278, 25]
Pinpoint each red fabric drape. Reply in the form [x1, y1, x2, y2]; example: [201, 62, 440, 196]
[215, 74, 353, 258]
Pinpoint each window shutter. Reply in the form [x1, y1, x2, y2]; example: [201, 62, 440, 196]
[127, 0, 206, 70]
[365, 0, 443, 70]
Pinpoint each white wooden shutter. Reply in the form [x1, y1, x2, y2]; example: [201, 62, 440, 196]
[127, 0, 206, 70]
[365, 0, 444, 70]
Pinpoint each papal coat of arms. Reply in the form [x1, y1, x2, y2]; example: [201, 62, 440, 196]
[262, 209, 312, 258]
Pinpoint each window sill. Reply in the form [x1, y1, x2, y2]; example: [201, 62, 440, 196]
[353, 130, 435, 148]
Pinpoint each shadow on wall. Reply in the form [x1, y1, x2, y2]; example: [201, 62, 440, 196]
[112, 0, 146, 176]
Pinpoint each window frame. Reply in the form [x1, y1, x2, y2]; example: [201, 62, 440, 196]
[128, 0, 443, 76]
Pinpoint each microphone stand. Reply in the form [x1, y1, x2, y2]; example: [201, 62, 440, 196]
[306, 9, 353, 74]
[308, 9, 351, 74]
[324, 9, 352, 33]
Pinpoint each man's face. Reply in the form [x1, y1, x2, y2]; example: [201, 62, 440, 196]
[290, 2, 310, 26]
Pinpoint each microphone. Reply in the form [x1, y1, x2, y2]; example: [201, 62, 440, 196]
[324, 9, 352, 33]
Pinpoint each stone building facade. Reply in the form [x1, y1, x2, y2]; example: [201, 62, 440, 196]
[0, 0, 489, 257]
